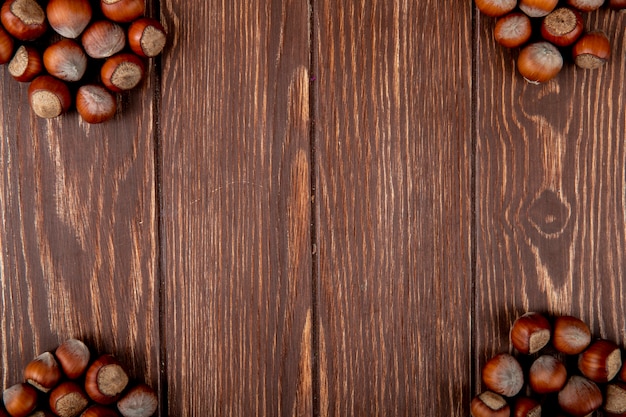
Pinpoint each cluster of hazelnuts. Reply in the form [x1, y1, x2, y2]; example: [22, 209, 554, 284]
[0, 338, 157, 417]
[0, 0, 166, 123]
[474, 0, 625, 83]
[471, 312, 626, 417]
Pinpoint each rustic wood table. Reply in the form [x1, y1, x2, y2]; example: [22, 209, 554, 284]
[0, 0, 625, 415]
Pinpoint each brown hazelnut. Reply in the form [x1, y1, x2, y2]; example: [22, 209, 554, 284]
[578, 339, 622, 383]
[81, 20, 125, 59]
[101, 53, 146, 92]
[573, 31, 611, 70]
[605, 382, 626, 417]
[558, 375, 602, 417]
[517, 42, 563, 84]
[43, 39, 88, 82]
[474, 0, 518, 17]
[80, 405, 120, 417]
[23, 352, 62, 392]
[76, 84, 117, 124]
[482, 353, 524, 397]
[55, 339, 91, 380]
[518, 0, 559, 17]
[0, 23, 14, 64]
[8, 45, 41, 82]
[116, 384, 157, 417]
[85, 354, 129, 405]
[100, 0, 145, 23]
[470, 391, 510, 417]
[0, 0, 46, 41]
[46, 0, 92, 39]
[128, 17, 166, 58]
[510, 312, 551, 354]
[28, 75, 72, 119]
[566, 0, 604, 11]
[494, 12, 532, 49]
[49, 381, 89, 417]
[540, 7, 584, 47]
[512, 396, 541, 417]
[528, 354, 567, 394]
[552, 315, 591, 355]
[3, 383, 38, 417]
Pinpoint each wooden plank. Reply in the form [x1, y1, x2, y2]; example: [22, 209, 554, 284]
[474, 4, 626, 382]
[313, 0, 474, 415]
[0, 43, 159, 388]
[159, 0, 312, 415]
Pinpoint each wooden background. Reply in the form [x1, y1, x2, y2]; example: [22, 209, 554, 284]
[0, 0, 624, 415]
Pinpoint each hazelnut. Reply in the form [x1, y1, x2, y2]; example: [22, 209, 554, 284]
[566, 0, 604, 11]
[2, 383, 38, 417]
[474, 0, 518, 17]
[540, 7, 584, 47]
[49, 382, 89, 417]
[28, 75, 72, 119]
[128, 17, 166, 58]
[0, 23, 14, 64]
[518, 0, 559, 17]
[80, 405, 120, 417]
[494, 12, 532, 49]
[578, 339, 622, 383]
[552, 315, 591, 355]
[512, 396, 541, 417]
[482, 353, 524, 397]
[558, 375, 602, 417]
[8, 45, 42, 82]
[23, 352, 62, 392]
[510, 312, 551, 354]
[85, 354, 129, 405]
[76, 84, 117, 124]
[43, 39, 88, 82]
[116, 384, 158, 417]
[100, 0, 145, 23]
[517, 41, 563, 84]
[55, 339, 91, 380]
[0, 0, 46, 41]
[81, 20, 125, 59]
[528, 354, 567, 394]
[46, 0, 92, 39]
[605, 382, 626, 417]
[470, 391, 510, 417]
[573, 31, 611, 70]
[100, 53, 146, 92]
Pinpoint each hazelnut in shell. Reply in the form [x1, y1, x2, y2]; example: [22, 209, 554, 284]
[518, 0, 559, 17]
[49, 381, 89, 417]
[474, 0, 518, 17]
[3, 383, 38, 417]
[8, 45, 41, 82]
[101, 53, 146, 92]
[81, 20, 125, 59]
[470, 391, 510, 417]
[85, 354, 129, 405]
[46, 0, 92, 39]
[517, 42, 563, 84]
[482, 353, 524, 398]
[528, 354, 567, 394]
[28, 75, 72, 119]
[552, 315, 591, 355]
[76, 84, 117, 124]
[24, 352, 62, 392]
[116, 384, 158, 417]
[43, 39, 88, 82]
[513, 396, 541, 417]
[100, 0, 145, 23]
[494, 12, 532, 49]
[540, 7, 583, 47]
[573, 31, 611, 70]
[55, 339, 91, 380]
[558, 375, 602, 417]
[510, 312, 551, 354]
[0, 0, 47, 41]
[578, 339, 622, 383]
[128, 17, 166, 58]
[0, 24, 14, 64]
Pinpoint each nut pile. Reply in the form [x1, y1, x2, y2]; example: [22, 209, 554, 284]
[0, 0, 167, 123]
[0, 338, 158, 417]
[475, 0, 624, 83]
[471, 312, 626, 417]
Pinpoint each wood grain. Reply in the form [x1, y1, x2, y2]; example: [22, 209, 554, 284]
[0, 42, 159, 387]
[313, 0, 474, 415]
[474, 4, 626, 385]
[159, 0, 312, 415]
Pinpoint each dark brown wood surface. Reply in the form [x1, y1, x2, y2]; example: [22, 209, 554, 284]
[0, 0, 624, 415]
